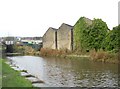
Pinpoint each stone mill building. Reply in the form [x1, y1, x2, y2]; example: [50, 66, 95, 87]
[42, 23, 73, 50]
[42, 27, 57, 49]
[57, 23, 73, 50]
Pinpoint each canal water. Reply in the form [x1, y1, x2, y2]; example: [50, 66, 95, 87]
[7, 56, 119, 87]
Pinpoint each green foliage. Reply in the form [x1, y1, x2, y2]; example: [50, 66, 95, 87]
[74, 17, 92, 51]
[88, 19, 108, 51]
[102, 25, 120, 52]
[74, 17, 109, 52]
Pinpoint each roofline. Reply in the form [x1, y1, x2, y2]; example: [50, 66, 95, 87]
[49, 27, 58, 30]
[58, 23, 73, 30]
[43, 27, 58, 37]
[61, 23, 73, 27]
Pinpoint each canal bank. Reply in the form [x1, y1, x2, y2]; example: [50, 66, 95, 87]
[1, 58, 46, 88]
[40, 48, 119, 64]
[1, 59, 34, 87]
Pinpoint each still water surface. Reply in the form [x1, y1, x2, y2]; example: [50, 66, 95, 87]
[8, 56, 119, 87]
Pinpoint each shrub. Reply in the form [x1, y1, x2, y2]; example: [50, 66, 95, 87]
[90, 49, 119, 63]
[40, 48, 71, 57]
[74, 17, 109, 52]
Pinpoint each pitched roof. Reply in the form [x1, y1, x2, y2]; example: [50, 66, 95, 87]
[43, 27, 58, 37]
[59, 23, 73, 30]
[49, 27, 58, 31]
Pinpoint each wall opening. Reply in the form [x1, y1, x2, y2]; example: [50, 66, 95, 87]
[6, 45, 13, 53]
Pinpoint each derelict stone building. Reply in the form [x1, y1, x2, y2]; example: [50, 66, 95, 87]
[42, 17, 93, 51]
[42, 27, 57, 49]
[57, 23, 73, 50]
[42, 23, 73, 50]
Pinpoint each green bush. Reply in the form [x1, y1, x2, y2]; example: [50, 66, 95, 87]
[102, 25, 120, 52]
[74, 17, 109, 52]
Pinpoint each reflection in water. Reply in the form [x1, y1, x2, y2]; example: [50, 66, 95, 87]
[8, 56, 119, 87]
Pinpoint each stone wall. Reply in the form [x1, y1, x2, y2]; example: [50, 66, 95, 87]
[57, 23, 73, 50]
[42, 27, 57, 49]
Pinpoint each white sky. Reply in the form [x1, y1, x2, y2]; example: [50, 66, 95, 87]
[0, 0, 119, 37]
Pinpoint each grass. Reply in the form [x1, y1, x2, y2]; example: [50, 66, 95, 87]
[40, 48, 119, 64]
[40, 48, 71, 57]
[89, 50, 119, 64]
[1, 59, 33, 87]
[0, 59, 2, 88]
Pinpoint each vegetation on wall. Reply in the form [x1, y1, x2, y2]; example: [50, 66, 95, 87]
[40, 16, 119, 63]
[73, 17, 119, 63]
[73, 17, 119, 53]
[73, 17, 92, 52]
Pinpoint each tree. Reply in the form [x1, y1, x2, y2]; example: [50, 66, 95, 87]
[102, 25, 120, 52]
[88, 19, 109, 51]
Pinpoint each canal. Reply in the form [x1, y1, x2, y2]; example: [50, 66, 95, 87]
[7, 56, 119, 87]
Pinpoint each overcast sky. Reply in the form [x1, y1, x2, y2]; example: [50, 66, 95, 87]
[0, 0, 119, 37]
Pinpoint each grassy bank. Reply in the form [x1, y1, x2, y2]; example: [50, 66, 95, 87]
[40, 48, 119, 64]
[1, 59, 33, 87]
[0, 59, 2, 88]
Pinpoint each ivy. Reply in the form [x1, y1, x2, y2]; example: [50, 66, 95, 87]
[102, 25, 120, 52]
[73, 17, 109, 52]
